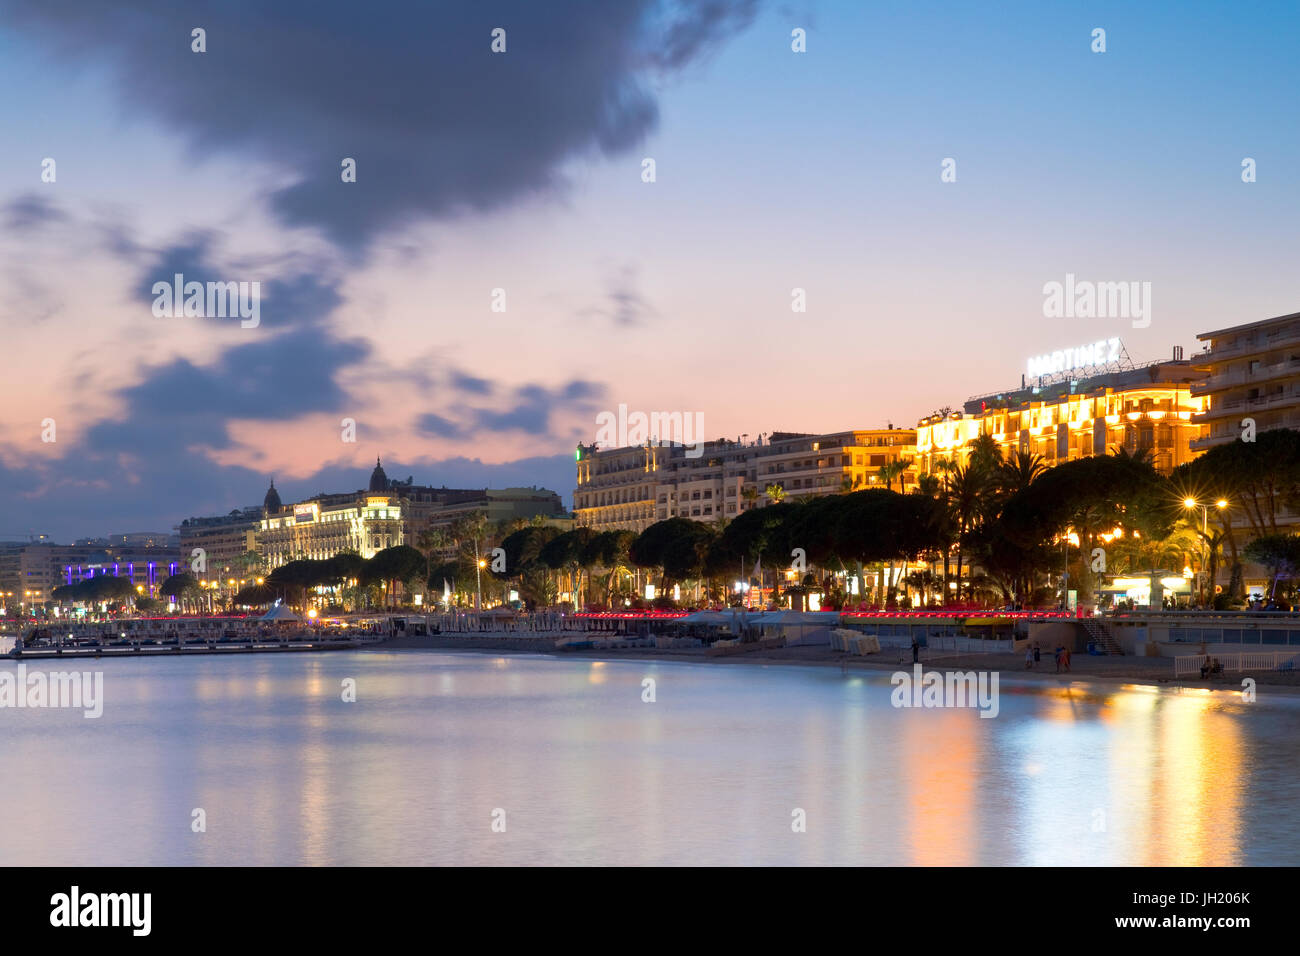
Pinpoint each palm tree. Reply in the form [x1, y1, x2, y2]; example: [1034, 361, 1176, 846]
[449, 511, 490, 609]
[875, 458, 913, 601]
[967, 433, 1003, 474]
[764, 483, 785, 507]
[416, 527, 450, 597]
[998, 450, 1046, 497]
[878, 457, 912, 493]
[947, 462, 987, 602]
[741, 485, 759, 513]
[1110, 443, 1156, 468]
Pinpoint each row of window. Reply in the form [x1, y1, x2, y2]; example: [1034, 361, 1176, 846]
[1169, 628, 1300, 645]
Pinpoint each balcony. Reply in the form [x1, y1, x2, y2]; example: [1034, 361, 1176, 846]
[1200, 324, 1300, 363]
[1195, 389, 1300, 422]
[1191, 360, 1300, 395]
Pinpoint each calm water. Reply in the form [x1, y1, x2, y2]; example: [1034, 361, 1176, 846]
[1, 651, 1297, 865]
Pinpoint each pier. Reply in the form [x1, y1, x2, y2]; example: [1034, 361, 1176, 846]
[8, 635, 381, 660]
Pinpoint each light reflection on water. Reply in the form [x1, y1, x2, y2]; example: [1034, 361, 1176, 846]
[0, 651, 1295, 866]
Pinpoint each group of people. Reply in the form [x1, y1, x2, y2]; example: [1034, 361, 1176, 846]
[1023, 643, 1072, 672]
[1200, 656, 1224, 679]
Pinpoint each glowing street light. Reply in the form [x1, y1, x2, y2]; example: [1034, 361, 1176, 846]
[476, 558, 486, 611]
[1183, 497, 1230, 606]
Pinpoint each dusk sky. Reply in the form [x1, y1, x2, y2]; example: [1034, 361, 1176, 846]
[1, 0, 1298, 541]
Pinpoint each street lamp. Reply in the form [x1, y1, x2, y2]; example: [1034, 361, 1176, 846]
[1183, 498, 1229, 606]
[476, 558, 486, 611]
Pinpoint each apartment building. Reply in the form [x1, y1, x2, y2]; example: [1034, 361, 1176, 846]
[1192, 310, 1300, 450]
[574, 429, 918, 532]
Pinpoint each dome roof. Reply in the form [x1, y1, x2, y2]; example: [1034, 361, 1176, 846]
[264, 479, 282, 512]
[369, 457, 389, 492]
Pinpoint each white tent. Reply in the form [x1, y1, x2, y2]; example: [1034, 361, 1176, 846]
[261, 605, 300, 622]
[673, 611, 738, 626]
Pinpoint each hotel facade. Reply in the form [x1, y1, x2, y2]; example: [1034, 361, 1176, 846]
[256, 460, 567, 570]
[916, 354, 1207, 475]
[574, 428, 918, 532]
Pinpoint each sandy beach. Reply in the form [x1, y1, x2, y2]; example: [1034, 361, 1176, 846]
[375, 634, 1300, 694]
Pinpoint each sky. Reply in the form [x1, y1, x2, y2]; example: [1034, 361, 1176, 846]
[1, 0, 1298, 541]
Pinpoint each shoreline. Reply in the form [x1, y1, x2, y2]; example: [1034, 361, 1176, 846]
[374, 634, 1300, 696]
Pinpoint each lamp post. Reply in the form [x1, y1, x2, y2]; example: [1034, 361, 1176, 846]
[1183, 498, 1228, 607]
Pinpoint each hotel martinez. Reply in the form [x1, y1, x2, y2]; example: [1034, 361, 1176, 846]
[915, 347, 1207, 475]
[574, 429, 918, 532]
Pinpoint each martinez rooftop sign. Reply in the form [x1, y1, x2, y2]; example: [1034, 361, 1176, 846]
[1026, 337, 1122, 379]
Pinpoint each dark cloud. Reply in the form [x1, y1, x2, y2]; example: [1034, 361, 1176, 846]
[470, 380, 604, 434]
[2, 0, 759, 254]
[134, 234, 219, 304]
[1, 193, 67, 231]
[416, 377, 604, 440]
[417, 413, 467, 440]
[89, 328, 365, 453]
[136, 235, 343, 330]
[580, 263, 658, 327]
[451, 371, 493, 396]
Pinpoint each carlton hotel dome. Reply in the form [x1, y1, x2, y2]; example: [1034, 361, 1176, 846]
[369, 457, 389, 492]
[263, 479, 282, 513]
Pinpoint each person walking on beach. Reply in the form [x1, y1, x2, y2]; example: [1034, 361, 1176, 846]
[911, 636, 920, 664]
[1063, 646, 1072, 672]
[1025, 645, 1034, 669]
[1054, 645, 1063, 673]
[1033, 643, 1040, 666]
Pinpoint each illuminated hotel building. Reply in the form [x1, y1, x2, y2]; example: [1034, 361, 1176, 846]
[257, 460, 567, 568]
[915, 353, 1206, 475]
[574, 429, 918, 532]
[259, 463, 406, 569]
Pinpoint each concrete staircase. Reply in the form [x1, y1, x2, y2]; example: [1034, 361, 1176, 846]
[1080, 619, 1123, 655]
